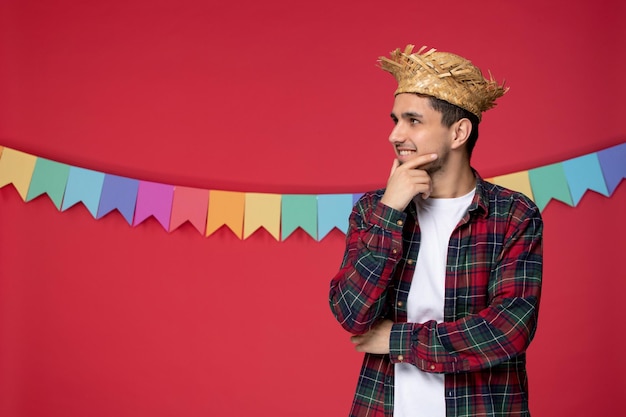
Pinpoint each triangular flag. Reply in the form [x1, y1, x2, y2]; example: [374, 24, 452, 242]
[26, 158, 71, 209]
[170, 186, 210, 234]
[243, 193, 281, 240]
[352, 193, 364, 206]
[317, 194, 353, 240]
[61, 167, 105, 217]
[97, 174, 139, 225]
[597, 142, 626, 195]
[206, 190, 245, 238]
[528, 163, 573, 211]
[281, 194, 318, 240]
[488, 171, 534, 201]
[562, 153, 609, 205]
[133, 181, 174, 230]
[0, 148, 37, 200]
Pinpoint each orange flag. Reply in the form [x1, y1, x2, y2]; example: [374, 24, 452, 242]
[206, 190, 245, 238]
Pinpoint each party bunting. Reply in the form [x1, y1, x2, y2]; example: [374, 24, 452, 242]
[0, 148, 37, 200]
[133, 181, 174, 230]
[281, 194, 318, 240]
[528, 163, 574, 211]
[0, 142, 624, 241]
[97, 175, 140, 225]
[597, 142, 626, 195]
[317, 194, 353, 240]
[170, 186, 210, 234]
[206, 190, 245, 238]
[62, 167, 105, 217]
[487, 171, 534, 201]
[562, 153, 609, 205]
[26, 158, 71, 209]
[244, 193, 281, 240]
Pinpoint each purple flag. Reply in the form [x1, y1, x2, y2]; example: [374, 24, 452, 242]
[133, 181, 175, 230]
[597, 142, 626, 195]
[97, 174, 140, 225]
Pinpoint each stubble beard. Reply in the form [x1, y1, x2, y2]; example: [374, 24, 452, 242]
[425, 149, 448, 177]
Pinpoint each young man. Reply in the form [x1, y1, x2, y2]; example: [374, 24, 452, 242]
[329, 45, 543, 417]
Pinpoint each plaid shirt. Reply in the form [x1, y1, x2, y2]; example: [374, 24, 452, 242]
[329, 174, 543, 417]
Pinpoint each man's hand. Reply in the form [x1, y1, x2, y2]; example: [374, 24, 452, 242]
[380, 153, 437, 211]
[350, 319, 393, 354]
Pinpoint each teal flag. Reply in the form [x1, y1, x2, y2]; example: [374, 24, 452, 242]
[62, 167, 106, 217]
[562, 153, 609, 205]
[317, 194, 352, 240]
[26, 158, 70, 209]
[528, 163, 573, 211]
[281, 194, 318, 240]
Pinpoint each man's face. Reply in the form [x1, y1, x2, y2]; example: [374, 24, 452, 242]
[389, 93, 454, 174]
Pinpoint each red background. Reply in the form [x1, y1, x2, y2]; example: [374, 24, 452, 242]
[1, 0, 625, 416]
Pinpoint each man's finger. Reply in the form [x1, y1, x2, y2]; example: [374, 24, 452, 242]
[388, 158, 400, 178]
[400, 153, 438, 170]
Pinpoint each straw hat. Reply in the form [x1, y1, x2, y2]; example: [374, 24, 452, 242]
[379, 44, 508, 120]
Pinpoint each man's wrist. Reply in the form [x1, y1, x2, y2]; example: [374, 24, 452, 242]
[389, 322, 414, 364]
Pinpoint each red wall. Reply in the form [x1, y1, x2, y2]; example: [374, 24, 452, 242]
[1, 1, 625, 416]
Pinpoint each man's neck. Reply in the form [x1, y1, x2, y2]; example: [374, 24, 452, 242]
[429, 162, 476, 199]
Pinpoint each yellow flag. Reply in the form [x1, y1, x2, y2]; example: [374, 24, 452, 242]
[244, 193, 281, 240]
[488, 171, 534, 201]
[0, 148, 38, 200]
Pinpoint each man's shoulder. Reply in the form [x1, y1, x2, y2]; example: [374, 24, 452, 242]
[477, 178, 541, 219]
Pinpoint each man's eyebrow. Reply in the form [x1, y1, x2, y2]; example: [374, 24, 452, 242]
[390, 111, 423, 119]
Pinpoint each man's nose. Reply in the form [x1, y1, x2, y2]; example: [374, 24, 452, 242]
[389, 123, 407, 144]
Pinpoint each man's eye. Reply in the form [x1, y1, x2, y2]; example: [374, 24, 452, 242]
[410, 118, 420, 125]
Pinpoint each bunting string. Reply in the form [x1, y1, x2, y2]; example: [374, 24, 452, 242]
[0, 142, 624, 241]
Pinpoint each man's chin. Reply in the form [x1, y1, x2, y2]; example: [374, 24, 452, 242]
[396, 154, 419, 165]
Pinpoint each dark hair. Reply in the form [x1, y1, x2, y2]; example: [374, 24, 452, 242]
[423, 95, 480, 158]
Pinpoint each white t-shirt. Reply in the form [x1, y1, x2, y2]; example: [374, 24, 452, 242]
[393, 189, 475, 417]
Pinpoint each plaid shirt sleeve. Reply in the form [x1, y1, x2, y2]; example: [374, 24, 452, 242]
[329, 190, 406, 335]
[389, 193, 543, 374]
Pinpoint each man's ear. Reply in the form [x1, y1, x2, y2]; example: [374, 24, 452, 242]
[450, 118, 472, 150]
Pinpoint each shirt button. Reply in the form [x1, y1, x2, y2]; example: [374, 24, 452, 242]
[398, 355, 404, 362]
[430, 365, 436, 370]
[392, 249, 397, 254]
[397, 301, 403, 307]
[397, 220, 403, 226]
[407, 259, 414, 265]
